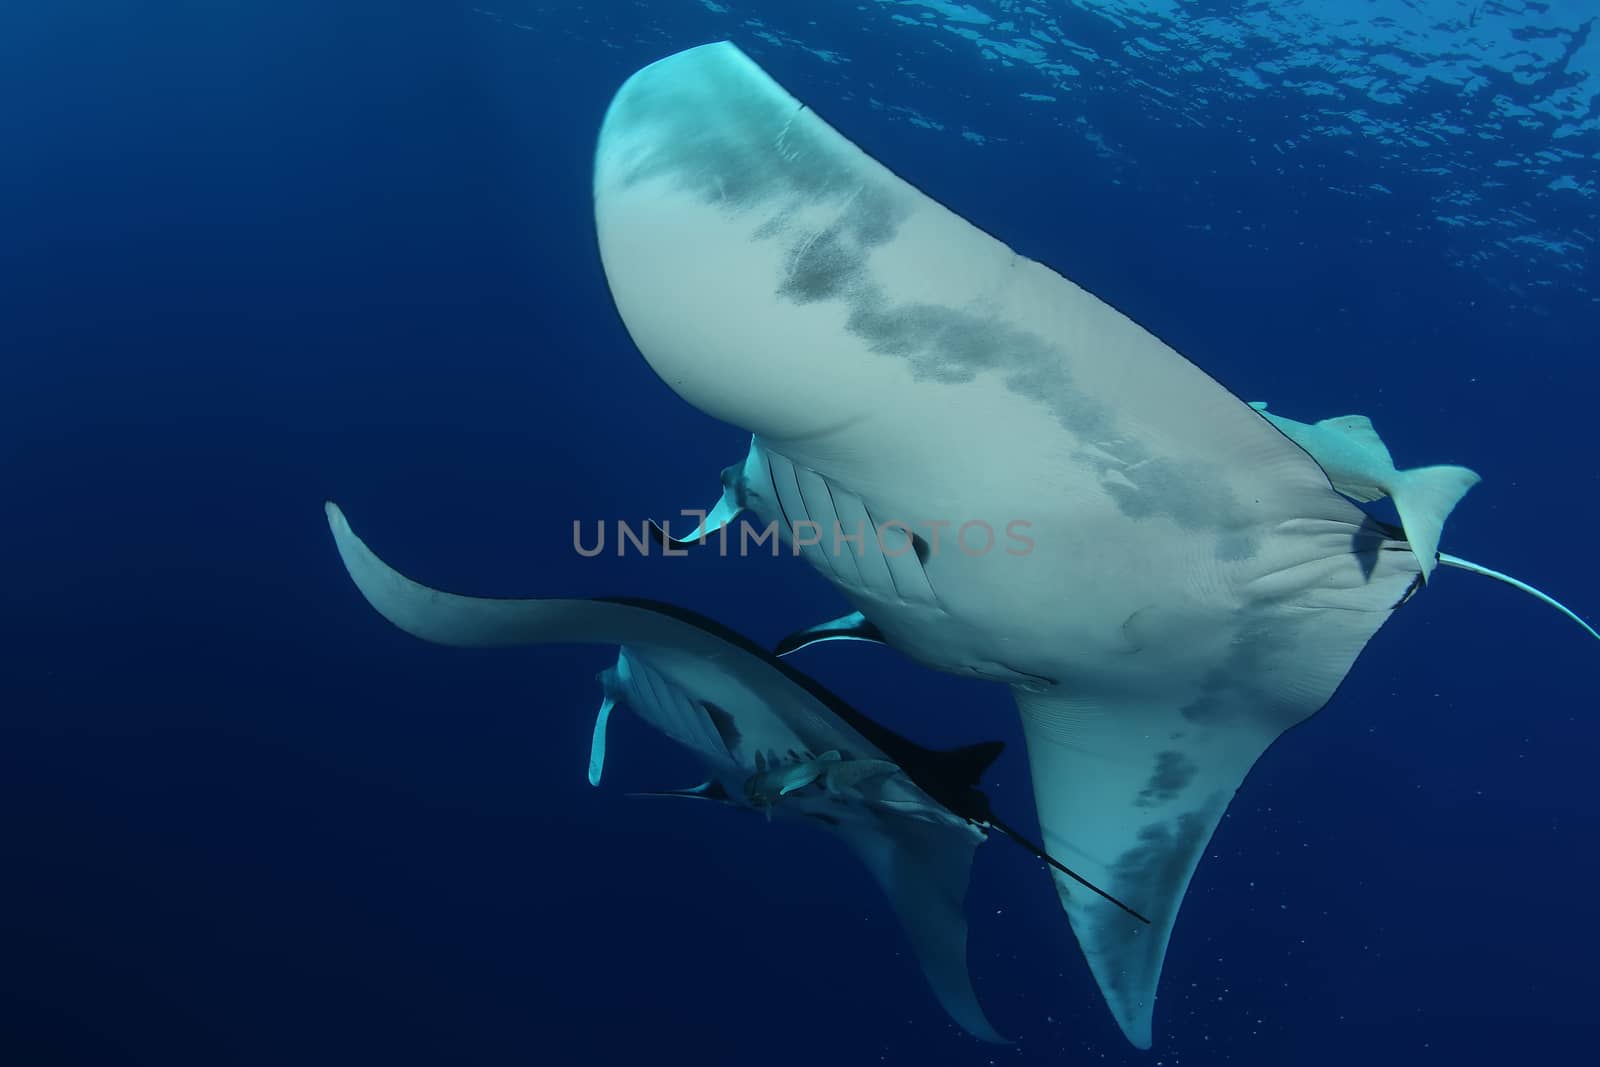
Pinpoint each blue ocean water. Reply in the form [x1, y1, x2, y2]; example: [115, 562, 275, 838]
[4, 1, 1596, 1064]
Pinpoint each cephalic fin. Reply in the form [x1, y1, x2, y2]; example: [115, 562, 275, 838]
[587, 694, 616, 787]
[774, 611, 886, 657]
[647, 488, 743, 548]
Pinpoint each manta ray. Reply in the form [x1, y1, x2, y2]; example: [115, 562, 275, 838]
[323, 501, 1151, 1043]
[589, 42, 1598, 1047]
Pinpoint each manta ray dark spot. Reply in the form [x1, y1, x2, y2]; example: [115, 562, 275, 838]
[1091, 809, 1214, 998]
[1100, 456, 1250, 533]
[1135, 751, 1197, 808]
[1214, 531, 1259, 562]
[779, 227, 859, 304]
[1179, 617, 1298, 724]
[773, 181, 907, 309]
[1069, 440, 1252, 536]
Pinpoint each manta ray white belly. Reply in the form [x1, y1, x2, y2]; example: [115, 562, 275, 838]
[592, 41, 1595, 1050]
[592, 42, 1431, 1049]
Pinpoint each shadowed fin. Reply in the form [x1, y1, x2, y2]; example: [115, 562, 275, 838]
[832, 815, 1007, 1044]
[588, 695, 616, 787]
[1439, 552, 1600, 643]
[700, 700, 742, 760]
[1392, 465, 1481, 581]
[931, 739, 1004, 793]
[774, 611, 886, 657]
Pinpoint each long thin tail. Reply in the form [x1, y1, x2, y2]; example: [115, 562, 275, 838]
[1438, 552, 1600, 643]
[1392, 465, 1481, 581]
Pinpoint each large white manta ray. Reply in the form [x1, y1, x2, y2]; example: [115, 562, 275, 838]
[324, 501, 1153, 1043]
[591, 42, 1598, 1048]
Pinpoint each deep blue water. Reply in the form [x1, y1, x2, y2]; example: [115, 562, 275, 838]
[5, 2, 1597, 1064]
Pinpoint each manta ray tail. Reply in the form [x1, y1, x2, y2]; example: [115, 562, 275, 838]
[1391, 464, 1480, 581]
[1438, 552, 1600, 642]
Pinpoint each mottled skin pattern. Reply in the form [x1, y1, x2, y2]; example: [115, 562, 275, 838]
[594, 43, 1428, 1049]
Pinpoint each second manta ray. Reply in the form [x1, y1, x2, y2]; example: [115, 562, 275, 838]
[591, 42, 1598, 1047]
[323, 502, 1148, 1044]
